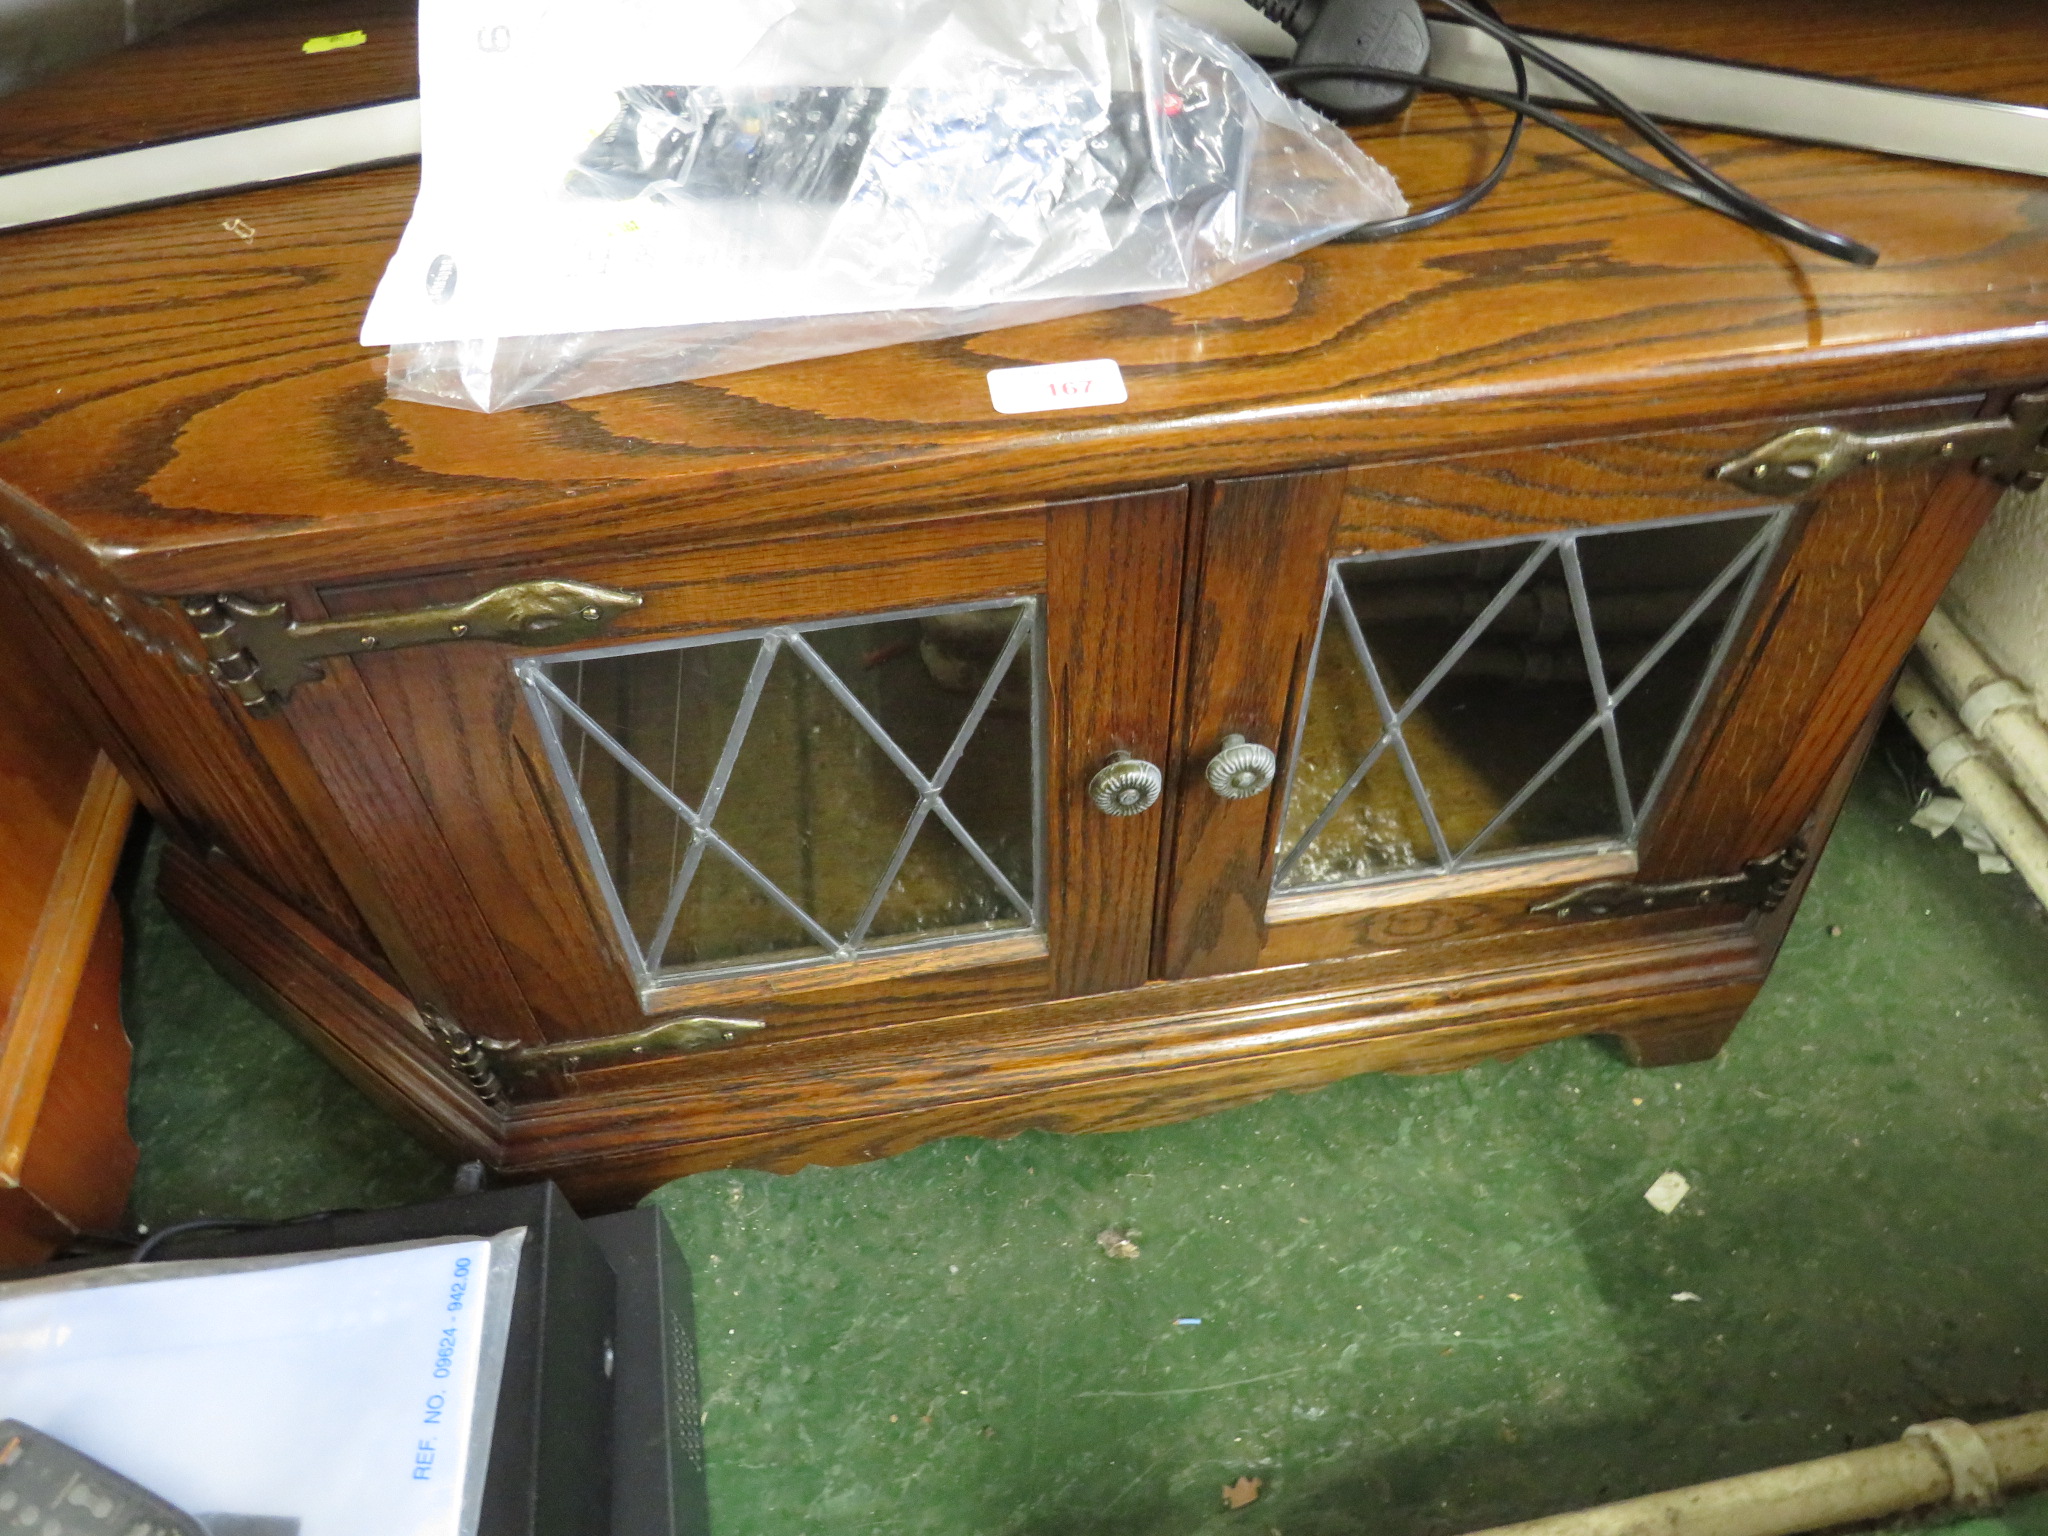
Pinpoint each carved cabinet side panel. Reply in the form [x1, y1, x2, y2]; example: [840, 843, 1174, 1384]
[1643, 460, 2001, 875]
[359, 640, 648, 1042]
[0, 548, 384, 967]
[276, 640, 555, 1045]
[296, 573, 637, 1047]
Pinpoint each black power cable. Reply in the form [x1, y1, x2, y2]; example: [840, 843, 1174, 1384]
[1430, 0, 1874, 264]
[1321, 3, 1530, 240]
[1259, 0, 1879, 266]
[128, 1209, 364, 1264]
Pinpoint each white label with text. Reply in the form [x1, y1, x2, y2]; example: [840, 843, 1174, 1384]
[987, 358, 1127, 415]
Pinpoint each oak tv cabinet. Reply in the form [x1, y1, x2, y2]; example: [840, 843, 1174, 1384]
[1, 2, 2043, 1205]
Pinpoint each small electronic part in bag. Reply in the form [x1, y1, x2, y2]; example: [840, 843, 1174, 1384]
[568, 85, 891, 204]
[0, 1420, 208, 1536]
[570, 83, 1168, 210]
[567, 75, 1248, 224]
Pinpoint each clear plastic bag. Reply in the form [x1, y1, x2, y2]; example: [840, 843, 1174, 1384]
[367, 0, 1404, 411]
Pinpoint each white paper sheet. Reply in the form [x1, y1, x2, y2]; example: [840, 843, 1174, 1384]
[0, 1233, 523, 1536]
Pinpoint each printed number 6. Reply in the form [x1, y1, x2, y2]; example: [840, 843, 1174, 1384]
[477, 25, 511, 51]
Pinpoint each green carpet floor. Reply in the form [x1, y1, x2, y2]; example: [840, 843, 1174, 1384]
[120, 749, 2048, 1536]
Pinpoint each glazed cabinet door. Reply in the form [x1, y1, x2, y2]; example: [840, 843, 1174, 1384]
[287, 489, 1188, 1067]
[1159, 406, 1999, 980]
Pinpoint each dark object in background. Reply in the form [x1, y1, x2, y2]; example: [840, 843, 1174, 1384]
[0, 0, 235, 101]
[586, 1209, 710, 1536]
[0, 1420, 209, 1536]
[1251, 0, 1429, 120]
[569, 85, 890, 204]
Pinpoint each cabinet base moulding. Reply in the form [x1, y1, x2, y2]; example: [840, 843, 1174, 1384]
[157, 841, 504, 1163]
[161, 839, 1764, 1207]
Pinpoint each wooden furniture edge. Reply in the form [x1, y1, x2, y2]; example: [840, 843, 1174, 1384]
[2, 906, 138, 1261]
[1268, 849, 1638, 923]
[504, 923, 1766, 1205]
[14, 362, 2046, 600]
[0, 754, 133, 1186]
[1742, 465, 2003, 861]
[1746, 670, 1899, 970]
[156, 840, 503, 1162]
[146, 801, 1772, 1208]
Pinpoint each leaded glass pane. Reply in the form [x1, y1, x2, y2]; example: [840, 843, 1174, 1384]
[1276, 509, 1783, 896]
[1579, 516, 1768, 812]
[525, 599, 1041, 988]
[1278, 625, 1439, 887]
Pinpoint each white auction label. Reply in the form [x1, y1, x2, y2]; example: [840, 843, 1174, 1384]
[987, 358, 1128, 415]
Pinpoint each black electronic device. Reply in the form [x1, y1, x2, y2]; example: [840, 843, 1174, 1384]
[0, 1421, 208, 1536]
[568, 85, 891, 205]
[566, 76, 1241, 229]
[585, 1210, 710, 1536]
[1252, 0, 1879, 265]
[1250, 0, 1429, 122]
[14, 1185, 709, 1536]
[79, 1186, 619, 1536]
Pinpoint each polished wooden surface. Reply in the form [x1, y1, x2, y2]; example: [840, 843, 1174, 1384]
[1159, 469, 1345, 980]
[0, 600, 102, 1007]
[0, 6, 2042, 592]
[0, 755, 133, 1175]
[0, 549, 381, 959]
[0, 0, 415, 173]
[507, 923, 1767, 1206]
[0, 606, 138, 1260]
[0, 908, 132, 1262]
[1510, 0, 2048, 104]
[1045, 489, 1191, 997]
[334, 500, 1061, 1040]
[1332, 404, 1972, 554]
[279, 487, 1195, 1042]
[160, 807, 1764, 1207]
[1645, 458, 1996, 875]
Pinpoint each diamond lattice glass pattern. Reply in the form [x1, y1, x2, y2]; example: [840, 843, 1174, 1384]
[1276, 510, 1784, 894]
[526, 600, 1040, 985]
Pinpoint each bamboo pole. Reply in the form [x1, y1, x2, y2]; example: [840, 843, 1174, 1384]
[1459, 1412, 2048, 1536]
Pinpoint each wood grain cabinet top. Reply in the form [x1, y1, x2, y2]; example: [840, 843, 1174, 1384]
[0, 1, 2042, 596]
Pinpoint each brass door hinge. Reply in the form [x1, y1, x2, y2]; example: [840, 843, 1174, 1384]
[423, 1011, 764, 1104]
[1717, 390, 2048, 498]
[422, 1011, 511, 1108]
[1530, 841, 1807, 921]
[183, 579, 643, 713]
